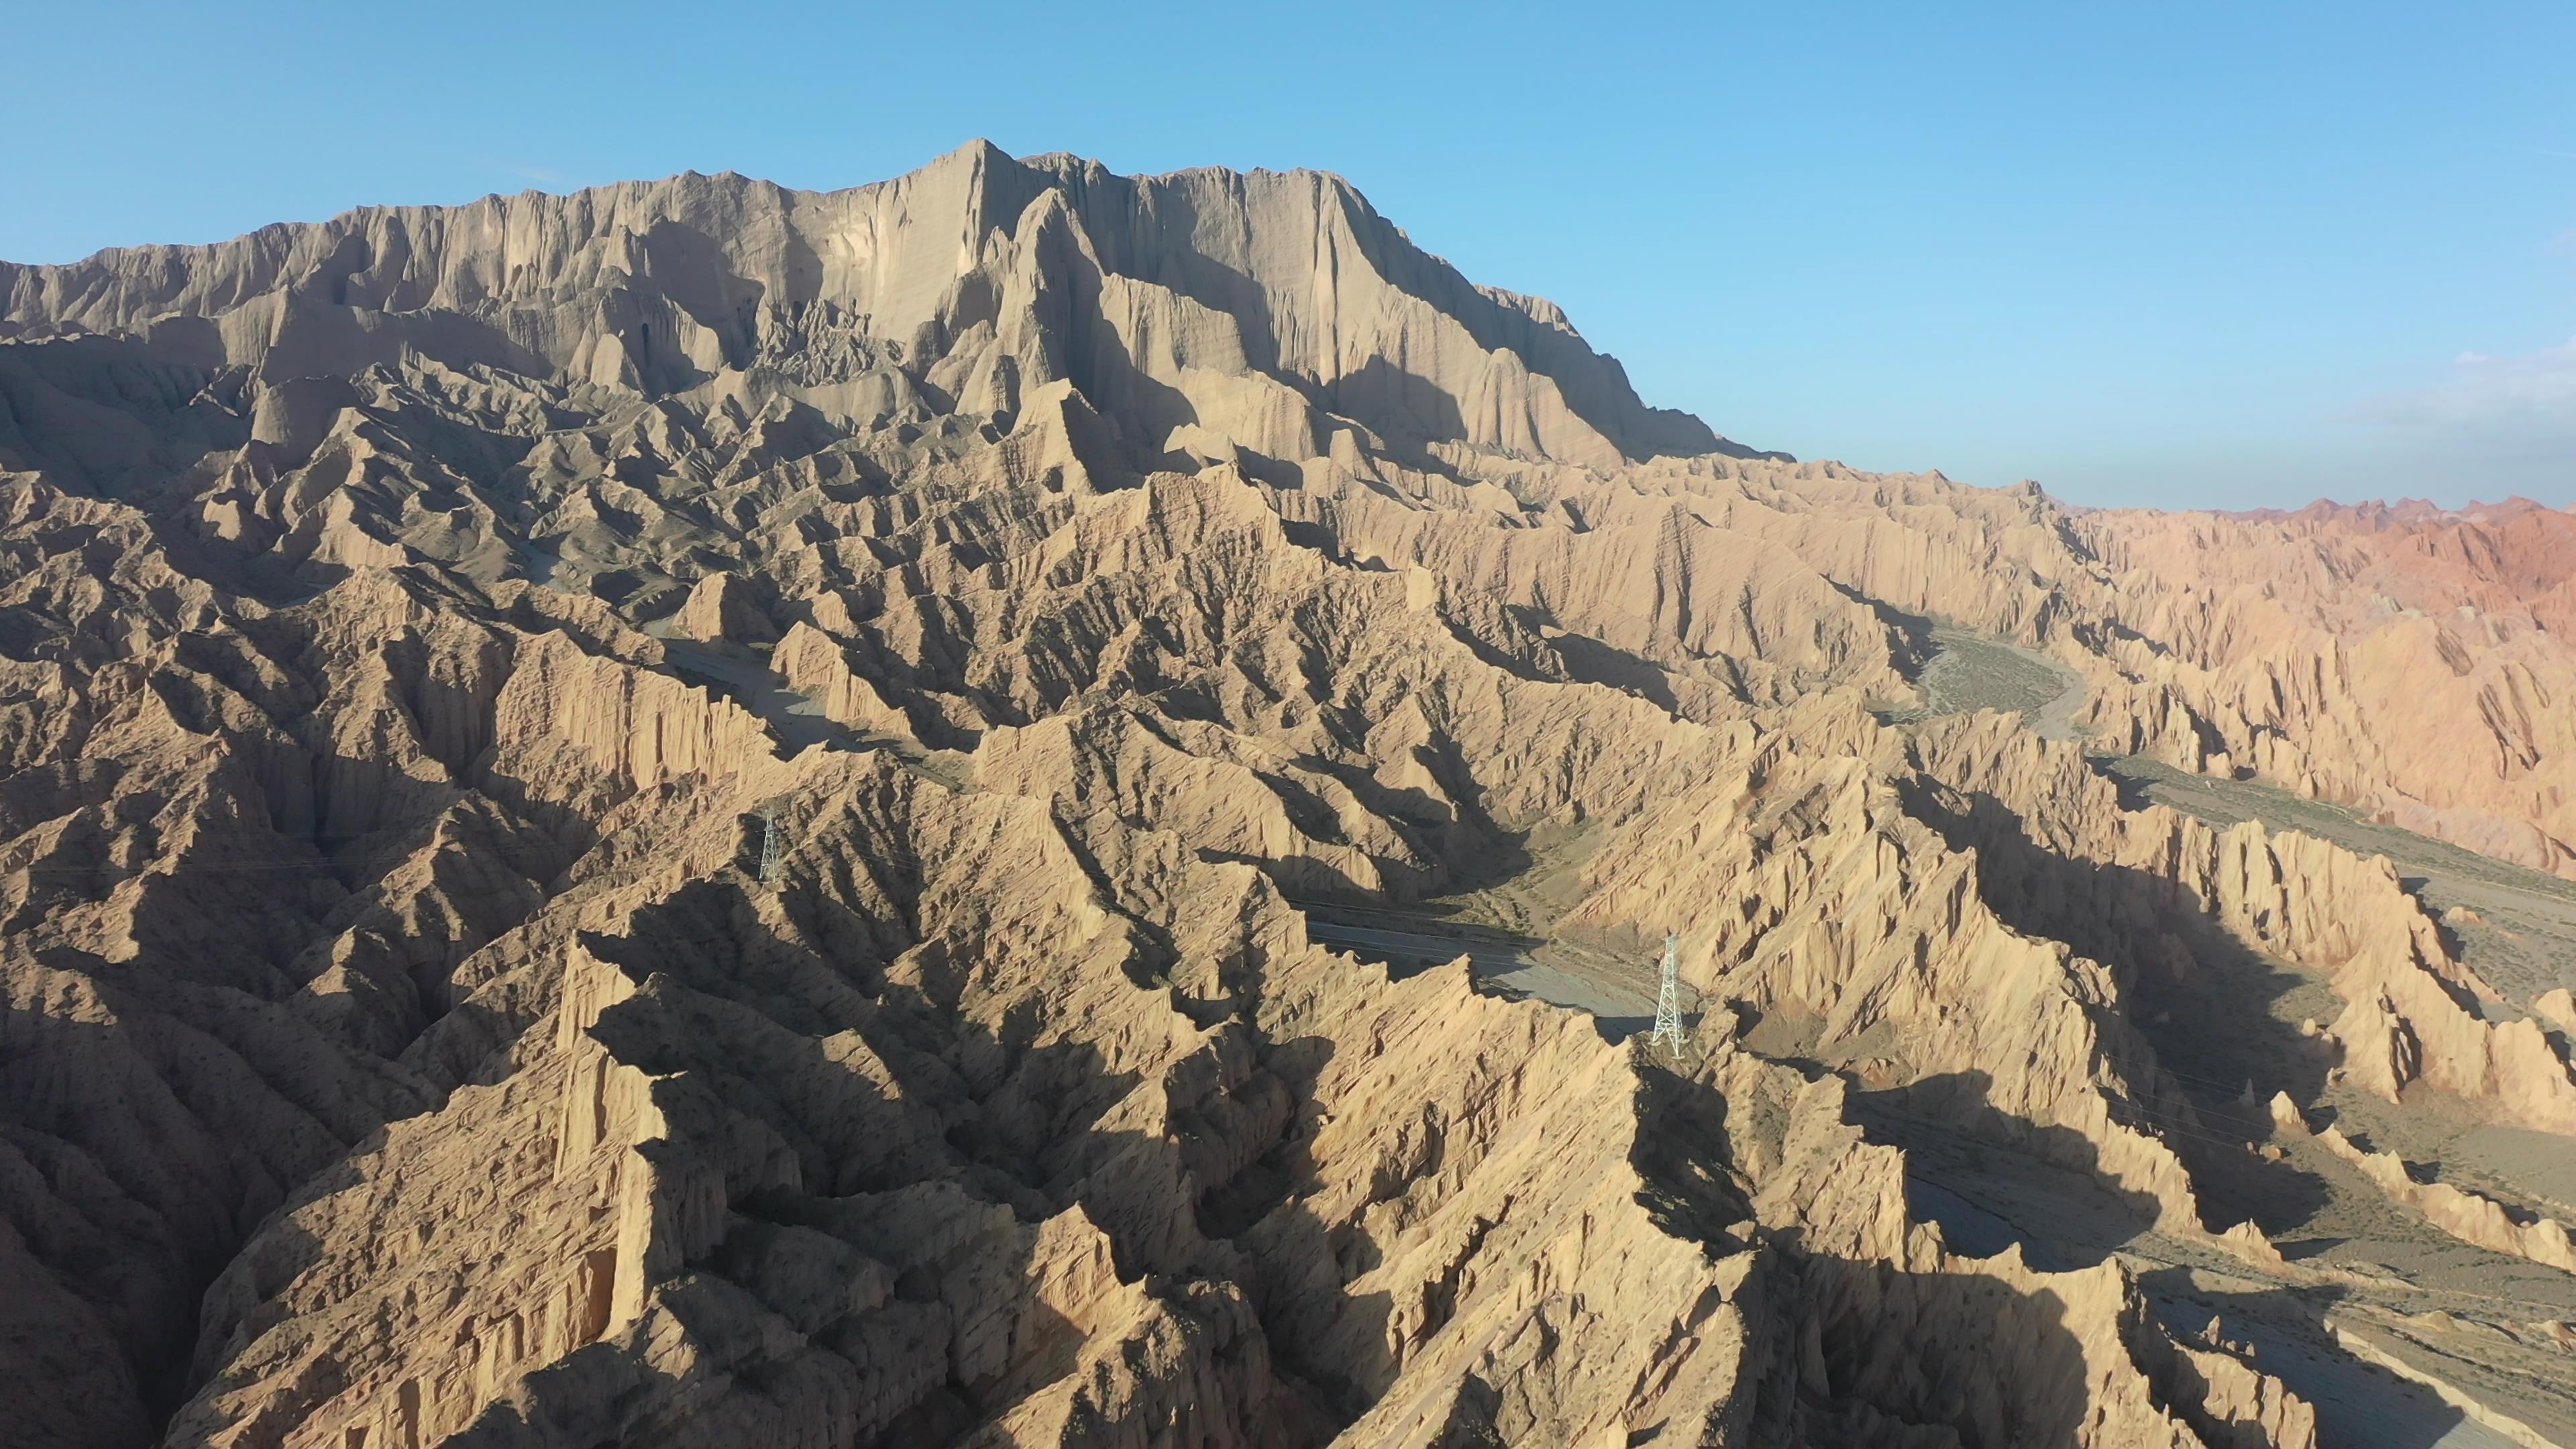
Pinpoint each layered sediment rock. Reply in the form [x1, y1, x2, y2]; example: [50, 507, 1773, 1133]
[7, 141, 2546, 1448]
[2074, 501, 2576, 880]
[1910, 714, 2576, 1135]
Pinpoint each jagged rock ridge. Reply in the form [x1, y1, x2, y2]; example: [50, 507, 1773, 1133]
[3, 142, 2572, 1449]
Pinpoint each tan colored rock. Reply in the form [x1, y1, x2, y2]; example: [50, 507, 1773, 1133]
[2308, 1124, 2576, 1275]
[1910, 712, 2576, 1135]
[2536, 987, 2576, 1036]
[7, 142, 2516, 1449]
[2076, 500, 2576, 880]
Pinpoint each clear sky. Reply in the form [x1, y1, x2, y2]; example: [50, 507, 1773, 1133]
[7, 1, 2571, 511]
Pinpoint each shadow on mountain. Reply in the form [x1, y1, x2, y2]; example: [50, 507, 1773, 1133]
[1851, 1069, 2166, 1269]
[1898, 779, 2336, 1236]
[2136, 1268, 2472, 1449]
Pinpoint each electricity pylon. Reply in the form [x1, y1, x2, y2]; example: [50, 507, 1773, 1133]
[757, 806, 783, 888]
[1650, 932, 1686, 1057]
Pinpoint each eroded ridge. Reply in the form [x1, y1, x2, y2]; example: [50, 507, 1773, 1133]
[5, 142, 2572, 1448]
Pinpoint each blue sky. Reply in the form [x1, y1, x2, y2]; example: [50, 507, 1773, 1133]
[7, 1, 2571, 510]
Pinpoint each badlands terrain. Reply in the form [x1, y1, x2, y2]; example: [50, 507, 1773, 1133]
[3, 141, 2575, 1448]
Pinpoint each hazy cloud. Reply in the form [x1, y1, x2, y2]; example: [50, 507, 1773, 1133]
[2353, 337, 2576, 438]
[2336, 337, 2576, 502]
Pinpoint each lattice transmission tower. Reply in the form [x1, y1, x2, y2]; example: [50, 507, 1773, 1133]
[1650, 931, 1686, 1057]
[757, 806, 784, 888]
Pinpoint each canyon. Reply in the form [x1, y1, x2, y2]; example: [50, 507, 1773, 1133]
[3, 142, 2573, 1448]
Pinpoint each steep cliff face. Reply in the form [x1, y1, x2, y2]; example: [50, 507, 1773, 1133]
[8, 144, 2565, 1448]
[0, 142, 1743, 486]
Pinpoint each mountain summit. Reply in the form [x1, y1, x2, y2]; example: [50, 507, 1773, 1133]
[3, 141, 1760, 483]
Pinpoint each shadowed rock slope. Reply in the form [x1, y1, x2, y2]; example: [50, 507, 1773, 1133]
[3, 142, 2569, 1448]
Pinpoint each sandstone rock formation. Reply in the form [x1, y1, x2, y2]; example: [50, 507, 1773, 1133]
[2073, 499, 2576, 880]
[2269, 1094, 2576, 1276]
[4, 142, 2569, 1448]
